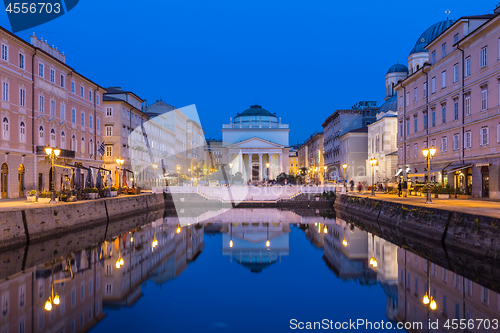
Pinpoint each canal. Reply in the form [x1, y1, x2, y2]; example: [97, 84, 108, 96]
[0, 208, 498, 332]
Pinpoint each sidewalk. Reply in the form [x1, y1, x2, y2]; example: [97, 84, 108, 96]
[345, 192, 500, 219]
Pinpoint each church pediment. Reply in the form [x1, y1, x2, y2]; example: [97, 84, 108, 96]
[226, 137, 284, 149]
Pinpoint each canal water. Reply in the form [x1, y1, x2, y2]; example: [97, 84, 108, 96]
[0, 208, 498, 333]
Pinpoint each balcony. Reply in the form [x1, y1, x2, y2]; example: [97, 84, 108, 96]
[36, 146, 76, 158]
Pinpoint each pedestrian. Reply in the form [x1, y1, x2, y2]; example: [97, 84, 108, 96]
[357, 182, 363, 193]
[398, 181, 402, 197]
[402, 180, 408, 197]
[349, 179, 354, 192]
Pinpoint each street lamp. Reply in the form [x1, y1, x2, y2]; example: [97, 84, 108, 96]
[369, 158, 378, 196]
[45, 147, 61, 204]
[342, 163, 348, 188]
[422, 147, 437, 204]
[152, 163, 158, 187]
[116, 158, 124, 189]
[176, 165, 181, 186]
[229, 163, 233, 184]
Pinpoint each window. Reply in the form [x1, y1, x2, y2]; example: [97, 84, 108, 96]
[19, 53, 24, 69]
[480, 127, 489, 146]
[441, 136, 447, 152]
[81, 137, 85, 153]
[38, 62, 44, 77]
[453, 99, 459, 120]
[454, 33, 459, 45]
[50, 69, 55, 83]
[19, 88, 26, 107]
[61, 104, 65, 120]
[481, 287, 489, 304]
[60, 75, 65, 88]
[413, 143, 418, 157]
[2, 118, 8, 140]
[442, 105, 446, 124]
[61, 131, 65, 149]
[431, 139, 436, 148]
[442, 43, 447, 58]
[81, 112, 85, 126]
[96, 93, 100, 105]
[89, 114, 93, 129]
[431, 51, 436, 64]
[441, 71, 447, 88]
[465, 94, 471, 116]
[89, 139, 93, 156]
[105, 284, 112, 295]
[465, 131, 472, 148]
[399, 123, 403, 137]
[453, 134, 459, 150]
[50, 100, 55, 116]
[481, 86, 488, 111]
[423, 113, 428, 130]
[71, 81, 75, 93]
[39, 126, 44, 145]
[106, 126, 112, 136]
[431, 77, 436, 93]
[406, 92, 410, 106]
[430, 108, 435, 127]
[71, 135, 76, 151]
[80, 284, 84, 300]
[406, 120, 410, 136]
[455, 303, 460, 319]
[105, 146, 112, 157]
[39, 95, 44, 112]
[465, 57, 470, 76]
[399, 96, 402, 109]
[50, 129, 56, 146]
[443, 295, 448, 313]
[413, 87, 417, 103]
[122, 108, 125, 118]
[480, 46, 488, 68]
[19, 122, 25, 143]
[406, 145, 410, 158]
[414, 116, 418, 133]
[423, 82, 427, 98]
[80, 86, 84, 98]
[71, 108, 76, 123]
[497, 123, 500, 143]
[2, 82, 8, 102]
[97, 118, 100, 131]
[88, 90, 92, 102]
[106, 107, 112, 116]
[1, 44, 7, 61]
[454, 64, 459, 82]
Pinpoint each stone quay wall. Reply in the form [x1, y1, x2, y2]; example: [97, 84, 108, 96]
[0, 193, 165, 250]
[335, 194, 500, 260]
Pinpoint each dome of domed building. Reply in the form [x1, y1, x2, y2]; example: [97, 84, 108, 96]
[387, 63, 408, 75]
[234, 104, 277, 124]
[410, 20, 456, 55]
[378, 95, 398, 115]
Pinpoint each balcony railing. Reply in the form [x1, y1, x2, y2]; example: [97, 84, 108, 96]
[36, 146, 76, 158]
[222, 123, 289, 129]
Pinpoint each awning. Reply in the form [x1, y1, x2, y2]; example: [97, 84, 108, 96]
[446, 164, 472, 174]
[476, 163, 490, 167]
[395, 169, 403, 176]
[408, 173, 425, 177]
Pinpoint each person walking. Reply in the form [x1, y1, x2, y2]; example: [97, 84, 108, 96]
[357, 182, 363, 193]
[398, 181, 402, 197]
[349, 179, 354, 192]
[402, 180, 408, 197]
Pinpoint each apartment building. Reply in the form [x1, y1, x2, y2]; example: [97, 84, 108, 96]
[298, 132, 324, 183]
[396, 7, 500, 198]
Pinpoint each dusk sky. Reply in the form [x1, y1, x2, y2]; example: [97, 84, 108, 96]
[0, 0, 495, 143]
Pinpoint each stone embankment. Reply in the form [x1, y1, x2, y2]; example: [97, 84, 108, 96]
[0, 193, 165, 250]
[335, 194, 500, 259]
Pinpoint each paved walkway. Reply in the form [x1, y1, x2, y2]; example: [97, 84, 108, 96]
[346, 192, 500, 219]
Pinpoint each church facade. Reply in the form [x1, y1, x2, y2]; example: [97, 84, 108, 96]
[221, 105, 290, 182]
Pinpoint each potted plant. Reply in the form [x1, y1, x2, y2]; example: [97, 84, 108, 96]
[38, 191, 57, 203]
[456, 188, 469, 200]
[110, 186, 117, 197]
[27, 190, 37, 202]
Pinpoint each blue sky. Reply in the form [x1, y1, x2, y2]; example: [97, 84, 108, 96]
[0, 0, 495, 143]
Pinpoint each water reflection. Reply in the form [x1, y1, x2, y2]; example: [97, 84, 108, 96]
[0, 209, 498, 332]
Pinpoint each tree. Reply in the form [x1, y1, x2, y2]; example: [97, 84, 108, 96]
[299, 167, 307, 176]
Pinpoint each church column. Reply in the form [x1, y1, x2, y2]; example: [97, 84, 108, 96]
[268, 153, 273, 180]
[258, 154, 263, 181]
[238, 151, 243, 174]
[279, 153, 283, 174]
[248, 153, 253, 182]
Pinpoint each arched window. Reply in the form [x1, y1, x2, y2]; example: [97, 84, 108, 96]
[71, 135, 76, 151]
[39, 126, 44, 145]
[89, 139, 93, 156]
[61, 131, 66, 149]
[50, 129, 56, 147]
[19, 122, 25, 143]
[2, 117, 9, 140]
[81, 137, 85, 154]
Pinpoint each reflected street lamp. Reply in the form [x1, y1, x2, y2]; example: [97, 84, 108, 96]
[423, 260, 437, 310]
[152, 163, 158, 187]
[369, 158, 378, 196]
[422, 147, 437, 204]
[176, 165, 181, 186]
[45, 147, 61, 204]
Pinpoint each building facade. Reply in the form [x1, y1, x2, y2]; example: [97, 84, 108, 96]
[221, 105, 290, 182]
[322, 101, 378, 181]
[204, 138, 223, 172]
[339, 127, 368, 184]
[396, 7, 500, 198]
[288, 146, 299, 176]
[297, 132, 324, 183]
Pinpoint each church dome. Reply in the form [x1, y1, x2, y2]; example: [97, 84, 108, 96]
[234, 104, 277, 123]
[409, 19, 456, 55]
[386, 63, 408, 74]
[379, 95, 398, 114]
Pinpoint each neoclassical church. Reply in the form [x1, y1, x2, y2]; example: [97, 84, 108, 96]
[221, 105, 290, 182]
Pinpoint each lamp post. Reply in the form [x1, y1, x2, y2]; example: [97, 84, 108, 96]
[176, 165, 181, 186]
[422, 147, 437, 204]
[152, 163, 158, 187]
[369, 158, 378, 196]
[116, 158, 124, 190]
[229, 163, 233, 185]
[45, 147, 61, 204]
[323, 166, 327, 185]
[342, 163, 348, 189]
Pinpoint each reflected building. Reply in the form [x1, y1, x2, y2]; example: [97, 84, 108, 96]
[396, 249, 500, 332]
[323, 219, 377, 285]
[304, 222, 327, 249]
[222, 222, 290, 273]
